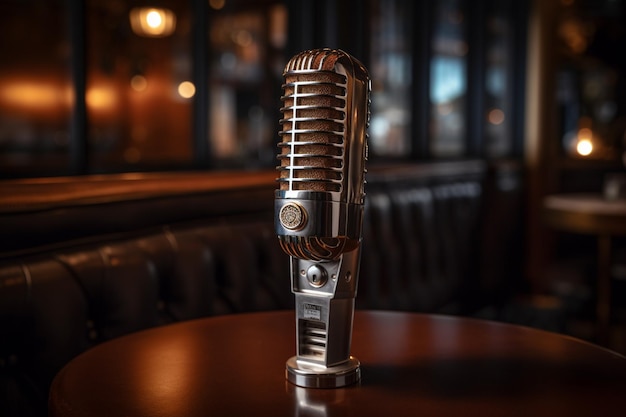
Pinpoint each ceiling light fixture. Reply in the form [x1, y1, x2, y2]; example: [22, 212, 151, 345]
[129, 7, 176, 38]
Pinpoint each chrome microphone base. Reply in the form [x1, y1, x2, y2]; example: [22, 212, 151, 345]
[286, 356, 361, 388]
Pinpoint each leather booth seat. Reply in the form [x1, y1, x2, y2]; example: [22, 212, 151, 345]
[360, 179, 482, 312]
[0, 220, 293, 416]
[0, 161, 524, 416]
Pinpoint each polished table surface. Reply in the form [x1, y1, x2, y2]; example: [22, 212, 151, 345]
[49, 311, 626, 417]
[543, 193, 626, 235]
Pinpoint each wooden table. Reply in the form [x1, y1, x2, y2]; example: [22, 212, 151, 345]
[49, 310, 626, 417]
[543, 193, 626, 344]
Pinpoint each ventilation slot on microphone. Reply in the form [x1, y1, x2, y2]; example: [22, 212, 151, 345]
[278, 71, 347, 193]
[299, 319, 327, 359]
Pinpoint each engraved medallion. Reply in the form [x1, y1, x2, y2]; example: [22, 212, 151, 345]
[279, 203, 306, 230]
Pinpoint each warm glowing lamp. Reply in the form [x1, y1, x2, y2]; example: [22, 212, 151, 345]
[576, 139, 593, 156]
[177, 81, 196, 99]
[576, 127, 594, 156]
[129, 7, 176, 38]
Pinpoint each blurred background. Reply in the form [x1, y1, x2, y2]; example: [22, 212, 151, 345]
[1, 0, 625, 350]
[1, 0, 624, 175]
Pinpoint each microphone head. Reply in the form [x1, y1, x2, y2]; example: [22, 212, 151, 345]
[275, 49, 370, 261]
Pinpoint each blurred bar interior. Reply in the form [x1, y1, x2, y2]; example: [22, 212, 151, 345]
[1, 0, 626, 405]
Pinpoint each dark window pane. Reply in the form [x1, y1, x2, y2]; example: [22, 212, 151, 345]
[207, 1, 287, 168]
[368, 0, 412, 157]
[556, 0, 626, 161]
[430, 0, 468, 157]
[0, 0, 71, 177]
[484, 0, 513, 157]
[86, 0, 194, 172]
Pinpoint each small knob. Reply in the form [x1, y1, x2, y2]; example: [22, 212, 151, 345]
[306, 264, 327, 288]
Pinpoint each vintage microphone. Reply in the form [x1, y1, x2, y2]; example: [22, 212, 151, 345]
[275, 48, 370, 388]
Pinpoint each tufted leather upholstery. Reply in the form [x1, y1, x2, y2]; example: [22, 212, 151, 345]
[0, 220, 292, 416]
[359, 169, 483, 313]
[0, 161, 525, 416]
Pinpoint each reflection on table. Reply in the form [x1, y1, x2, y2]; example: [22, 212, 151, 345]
[49, 310, 626, 417]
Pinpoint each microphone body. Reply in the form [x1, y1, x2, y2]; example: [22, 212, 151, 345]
[275, 49, 370, 388]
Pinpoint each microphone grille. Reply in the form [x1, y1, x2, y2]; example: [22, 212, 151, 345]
[278, 50, 349, 193]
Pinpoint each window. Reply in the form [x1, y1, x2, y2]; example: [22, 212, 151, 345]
[555, 0, 626, 162]
[429, 0, 468, 157]
[0, 0, 287, 178]
[0, 0, 527, 178]
[207, 2, 287, 168]
[86, 0, 194, 172]
[0, 0, 71, 177]
[369, 0, 413, 156]
[365, 0, 525, 160]
[484, 0, 515, 158]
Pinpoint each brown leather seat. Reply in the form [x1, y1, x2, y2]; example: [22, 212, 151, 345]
[1, 160, 527, 416]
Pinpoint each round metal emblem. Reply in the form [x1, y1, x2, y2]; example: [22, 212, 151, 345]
[279, 203, 306, 230]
